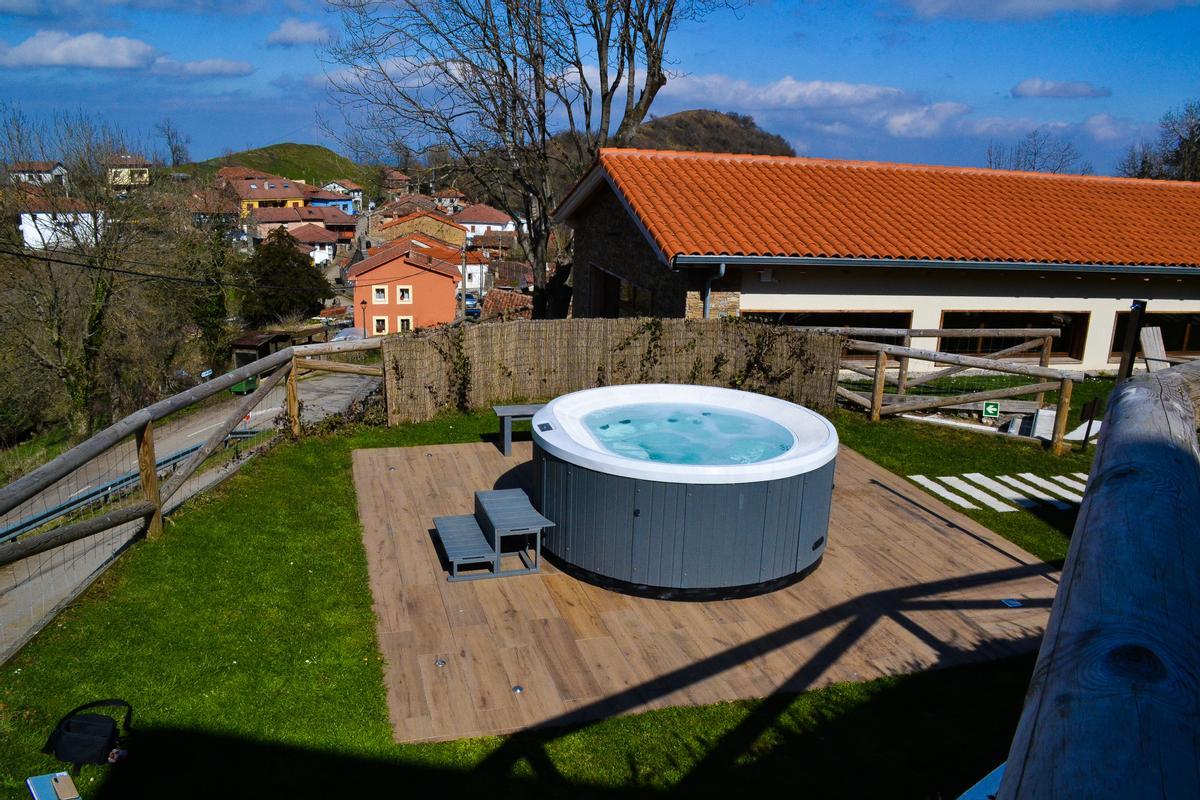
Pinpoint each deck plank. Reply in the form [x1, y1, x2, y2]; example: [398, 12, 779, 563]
[351, 441, 1058, 743]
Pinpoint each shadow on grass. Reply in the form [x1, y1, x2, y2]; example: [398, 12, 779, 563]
[89, 652, 1034, 799]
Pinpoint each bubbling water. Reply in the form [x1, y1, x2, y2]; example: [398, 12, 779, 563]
[582, 402, 795, 465]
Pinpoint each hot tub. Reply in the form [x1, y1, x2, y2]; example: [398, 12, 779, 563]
[531, 384, 838, 599]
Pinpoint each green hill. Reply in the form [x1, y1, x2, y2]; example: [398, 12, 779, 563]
[628, 110, 796, 157]
[191, 143, 372, 189]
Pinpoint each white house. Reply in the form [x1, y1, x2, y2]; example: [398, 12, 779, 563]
[17, 191, 100, 249]
[453, 203, 516, 240]
[7, 161, 69, 190]
[323, 179, 364, 212]
[557, 148, 1200, 372]
[288, 223, 339, 266]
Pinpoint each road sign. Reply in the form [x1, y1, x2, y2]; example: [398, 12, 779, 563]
[982, 401, 1000, 419]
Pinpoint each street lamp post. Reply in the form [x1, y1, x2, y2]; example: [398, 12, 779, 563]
[360, 299, 368, 335]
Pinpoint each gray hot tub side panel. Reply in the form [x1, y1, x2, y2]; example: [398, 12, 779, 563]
[533, 445, 835, 591]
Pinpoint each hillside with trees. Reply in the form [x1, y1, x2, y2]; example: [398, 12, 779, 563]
[627, 110, 796, 157]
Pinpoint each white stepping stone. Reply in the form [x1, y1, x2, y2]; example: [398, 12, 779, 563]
[995, 475, 1072, 510]
[909, 475, 979, 510]
[1017, 473, 1084, 503]
[963, 473, 1041, 510]
[1072, 472, 1089, 482]
[1051, 475, 1088, 492]
[938, 476, 1018, 513]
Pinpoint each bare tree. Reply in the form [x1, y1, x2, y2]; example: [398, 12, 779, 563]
[985, 128, 1093, 175]
[325, 0, 727, 315]
[154, 117, 192, 167]
[1119, 99, 1200, 181]
[0, 106, 235, 438]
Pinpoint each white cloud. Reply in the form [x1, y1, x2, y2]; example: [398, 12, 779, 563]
[884, 101, 971, 137]
[0, 30, 156, 69]
[0, 30, 254, 79]
[152, 57, 254, 77]
[1012, 78, 1111, 98]
[903, 0, 1198, 19]
[1081, 112, 1138, 142]
[266, 17, 330, 47]
[661, 74, 905, 110]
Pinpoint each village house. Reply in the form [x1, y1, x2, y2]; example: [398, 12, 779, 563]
[228, 176, 305, 214]
[556, 148, 1200, 372]
[433, 186, 466, 214]
[15, 188, 101, 249]
[383, 169, 412, 200]
[453, 202, 516, 241]
[305, 187, 356, 216]
[185, 188, 240, 230]
[348, 247, 459, 335]
[249, 206, 356, 246]
[370, 194, 438, 232]
[322, 179, 364, 212]
[375, 209, 467, 248]
[6, 161, 68, 190]
[289, 222, 340, 265]
[106, 153, 152, 188]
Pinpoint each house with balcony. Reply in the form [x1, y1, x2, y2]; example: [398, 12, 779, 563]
[323, 179, 364, 212]
[557, 148, 1200, 372]
[229, 177, 306, 214]
[106, 153, 152, 188]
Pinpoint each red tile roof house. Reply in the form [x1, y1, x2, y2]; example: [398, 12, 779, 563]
[322, 179, 364, 212]
[14, 188, 100, 249]
[249, 206, 357, 245]
[290, 223, 340, 266]
[452, 203, 517, 241]
[348, 247, 459, 335]
[7, 160, 68, 190]
[556, 148, 1200, 372]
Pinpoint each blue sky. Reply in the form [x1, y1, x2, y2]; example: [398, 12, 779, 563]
[1, 0, 1198, 172]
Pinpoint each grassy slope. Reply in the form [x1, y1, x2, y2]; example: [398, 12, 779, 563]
[188, 143, 370, 189]
[0, 412, 1033, 799]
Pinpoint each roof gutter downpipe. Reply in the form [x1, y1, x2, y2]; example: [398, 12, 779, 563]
[702, 263, 726, 319]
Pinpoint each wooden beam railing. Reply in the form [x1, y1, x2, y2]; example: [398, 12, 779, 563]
[0, 337, 384, 553]
[840, 339, 1075, 454]
[997, 360, 1200, 798]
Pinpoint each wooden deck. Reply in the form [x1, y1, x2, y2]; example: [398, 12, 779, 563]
[353, 441, 1058, 744]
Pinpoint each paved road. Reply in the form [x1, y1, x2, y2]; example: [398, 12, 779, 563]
[1, 370, 379, 529]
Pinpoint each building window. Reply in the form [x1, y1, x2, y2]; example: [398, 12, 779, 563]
[397, 316, 413, 332]
[373, 316, 388, 335]
[939, 311, 1089, 359]
[742, 311, 914, 346]
[396, 285, 413, 304]
[372, 285, 387, 304]
[1111, 312, 1200, 356]
[590, 265, 653, 318]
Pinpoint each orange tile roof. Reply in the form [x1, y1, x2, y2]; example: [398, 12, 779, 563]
[378, 209, 466, 231]
[556, 148, 1200, 269]
[347, 247, 459, 280]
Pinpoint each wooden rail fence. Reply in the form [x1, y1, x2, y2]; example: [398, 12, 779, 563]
[997, 359, 1200, 798]
[0, 338, 382, 570]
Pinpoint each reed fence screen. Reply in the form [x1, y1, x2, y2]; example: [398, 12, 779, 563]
[381, 318, 842, 423]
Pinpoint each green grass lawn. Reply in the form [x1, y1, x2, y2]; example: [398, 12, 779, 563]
[0, 411, 1038, 799]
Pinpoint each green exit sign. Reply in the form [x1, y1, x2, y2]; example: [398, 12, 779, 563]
[982, 401, 1000, 418]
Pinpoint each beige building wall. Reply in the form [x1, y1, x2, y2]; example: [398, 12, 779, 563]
[739, 265, 1200, 372]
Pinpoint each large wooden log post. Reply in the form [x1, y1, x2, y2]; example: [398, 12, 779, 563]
[134, 421, 163, 539]
[286, 358, 301, 438]
[998, 362, 1200, 798]
[896, 334, 912, 396]
[1034, 335, 1054, 407]
[1050, 377, 1072, 455]
[869, 350, 888, 422]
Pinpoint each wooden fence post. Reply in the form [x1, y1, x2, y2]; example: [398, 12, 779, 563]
[286, 360, 301, 438]
[1035, 335, 1053, 407]
[896, 334, 911, 396]
[135, 420, 163, 539]
[870, 350, 888, 422]
[1051, 377, 1073, 455]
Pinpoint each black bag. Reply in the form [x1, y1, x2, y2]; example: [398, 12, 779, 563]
[42, 699, 132, 771]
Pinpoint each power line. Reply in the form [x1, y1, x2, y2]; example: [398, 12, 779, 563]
[0, 246, 463, 292]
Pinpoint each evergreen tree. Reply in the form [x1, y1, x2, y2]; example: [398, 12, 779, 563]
[240, 228, 332, 326]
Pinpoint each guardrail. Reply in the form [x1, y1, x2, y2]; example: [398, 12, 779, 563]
[996, 359, 1200, 797]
